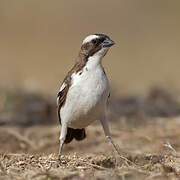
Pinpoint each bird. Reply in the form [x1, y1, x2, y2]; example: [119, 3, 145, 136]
[56, 33, 119, 164]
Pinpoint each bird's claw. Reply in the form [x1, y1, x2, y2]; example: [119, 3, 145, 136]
[56, 156, 62, 167]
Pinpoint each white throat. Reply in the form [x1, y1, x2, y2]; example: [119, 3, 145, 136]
[86, 47, 109, 69]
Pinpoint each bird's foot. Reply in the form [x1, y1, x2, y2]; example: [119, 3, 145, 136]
[106, 136, 133, 167]
[56, 156, 62, 168]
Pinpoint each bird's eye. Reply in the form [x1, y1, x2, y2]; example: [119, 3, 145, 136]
[92, 39, 97, 44]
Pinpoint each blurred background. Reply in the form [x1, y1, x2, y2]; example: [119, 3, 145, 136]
[0, 0, 180, 95]
[0, 0, 180, 134]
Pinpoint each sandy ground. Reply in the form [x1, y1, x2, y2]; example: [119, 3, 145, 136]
[0, 88, 180, 179]
[1, 117, 180, 180]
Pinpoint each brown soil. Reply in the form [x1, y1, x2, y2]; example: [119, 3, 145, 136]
[1, 88, 180, 179]
[1, 118, 180, 180]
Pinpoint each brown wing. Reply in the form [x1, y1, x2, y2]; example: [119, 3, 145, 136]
[57, 81, 70, 124]
[57, 51, 89, 124]
[57, 65, 76, 124]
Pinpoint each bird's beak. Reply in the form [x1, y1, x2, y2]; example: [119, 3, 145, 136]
[102, 39, 115, 48]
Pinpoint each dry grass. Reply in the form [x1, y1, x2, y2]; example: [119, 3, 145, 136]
[1, 118, 180, 180]
[1, 153, 180, 180]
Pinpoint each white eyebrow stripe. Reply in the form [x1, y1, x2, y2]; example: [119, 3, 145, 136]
[82, 35, 99, 44]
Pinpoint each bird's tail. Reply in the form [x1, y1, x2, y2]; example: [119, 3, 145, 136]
[64, 127, 86, 144]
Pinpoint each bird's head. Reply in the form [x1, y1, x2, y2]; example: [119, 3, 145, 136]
[80, 34, 115, 60]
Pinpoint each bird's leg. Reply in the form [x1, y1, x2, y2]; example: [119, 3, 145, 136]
[100, 117, 130, 166]
[57, 123, 67, 166]
[100, 117, 120, 155]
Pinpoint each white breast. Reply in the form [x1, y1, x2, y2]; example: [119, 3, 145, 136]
[60, 61, 110, 129]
